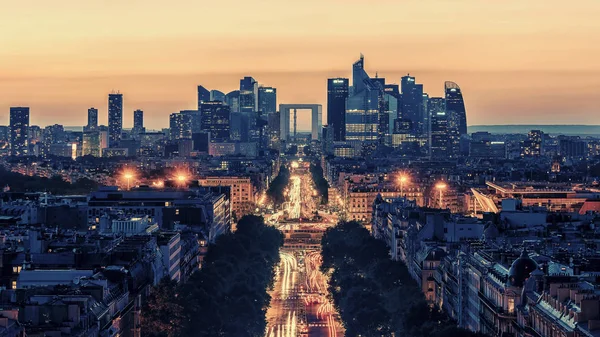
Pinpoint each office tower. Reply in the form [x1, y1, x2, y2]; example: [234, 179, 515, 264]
[384, 85, 400, 136]
[322, 125, 334, 155]
[444, 81, 467, 136]
[133, 109, 144, 130]
[86, 107, 98, 131]
[9, 107, 29, 156]
[108, 92, 123, 147]
[179, 110, 201, 134]
[444, 82, 467, 157]
[225, 90, 240, 113]
[430, 108, 449, 160]
[197, 85, 210, 109]
[327, 78, 349, 141]
[169, 113, 192, 141]
[401, 75, 425, 136]
[239, 77, 258, 113]
[200, 101, 231, 141]
[422, 93, 430, 140]
[258, 87, 277, 115]
[210, 90, 225, 102]
[82, 131, 101, 157]
[345, 55, 380, 142]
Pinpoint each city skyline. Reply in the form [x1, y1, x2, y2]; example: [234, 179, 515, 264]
[2, 1, 600, 129]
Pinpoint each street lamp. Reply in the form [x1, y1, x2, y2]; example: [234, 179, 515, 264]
[435, 182, 447, 209]
[122, 171, 134, 190]
[176, 173, 188, 189]
[399, 175, 409, 196]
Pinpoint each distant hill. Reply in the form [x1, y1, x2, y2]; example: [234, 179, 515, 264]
[468, 125, 600, 136]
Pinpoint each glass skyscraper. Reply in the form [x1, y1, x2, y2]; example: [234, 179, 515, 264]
[9, 107, 29, 156]
[327, 78, 349, 141]
[108, 93, 123, 147]
[345, 55, 380, 143]
[429, 97, 448, 159]
[444, 81, 467, 135]
[133, 109, 144, 135]
[401, 75, 425, 136]
[258, 87, 277, 116]
[445, 81, 467, 157]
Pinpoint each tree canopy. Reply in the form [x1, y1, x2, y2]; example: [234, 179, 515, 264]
[141, 215, 284, 337]
[321, 221, 487, 337]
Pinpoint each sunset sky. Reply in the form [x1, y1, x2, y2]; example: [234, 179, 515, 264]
[1, 0, 599, 130]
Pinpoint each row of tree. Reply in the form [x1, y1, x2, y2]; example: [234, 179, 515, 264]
[320, 221, 487, 337]
[309, 162, 329, 204]
[141, 215, 284, 337]
[266, 165, 290, 206]
[0, 167, 98, 195]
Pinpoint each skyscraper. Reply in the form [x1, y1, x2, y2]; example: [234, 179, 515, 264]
[9, 107, 29, 156]
[258, 87, 277, 115]
[197, 85, 210, 109]
[327, 78, 349, 141]
[429, 98, 448, 160]
[132, 109, 144, 136]
[401, 75, 424, 135]
[444, 81, 467, 157]
[444, 81, 467, 135]
[108, 92, 123, 147]
[86, 107, 98, 131]
[239, 77, 258, 113]
[180, 110, 202, 134]
[200, 101, 231, 141]
[345, 55, 380, 143]
[169, 113, 192, 141]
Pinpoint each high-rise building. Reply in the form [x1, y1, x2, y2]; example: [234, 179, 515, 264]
[200, 101, 231, 141]
[401, 75, 425, 136]
[197, 85, 210, 109]
[239, 77, 258, 113]
[428, 98, 448, 159]
[179, 110, 201, 134]
[86, 107, 98, 131]
[444, 82, 467, 157]
[345, 55, 380, 143]
[108, 93, 123, 147]
[9, 107, 29, 156]
[133, 109, 144, 135]
[258, 87, 277, 115]
[327, 78, 349, 141]
[444, 81, 467, 135]
[169, 113, 192, 141]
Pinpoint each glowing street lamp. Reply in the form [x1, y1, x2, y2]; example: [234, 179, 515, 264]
[122, 170, 135, 190]
[435, 182, 447, 208]
[398, 175, 409, 196]
[176, 173, 188, 188]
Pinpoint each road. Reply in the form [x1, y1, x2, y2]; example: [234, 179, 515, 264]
[266, 167, 343, 337]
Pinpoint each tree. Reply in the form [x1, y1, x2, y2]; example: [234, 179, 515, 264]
[141, 278, 186, 337]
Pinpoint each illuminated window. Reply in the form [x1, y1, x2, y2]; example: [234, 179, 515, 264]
[508, 298, 515, 314]
[11, 281, 17, 289]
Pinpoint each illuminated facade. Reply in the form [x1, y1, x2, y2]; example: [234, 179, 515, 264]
[198, 176, 255, 219]
[429, 98, 449, 159]
[445, 81, 467, 156]
[345, 55, 380, 142]
[401, 74, 425, 136]
[132, 109, 144, 135]
[200, 101, 231, 141]
[9, 107, 29, 156]
[169, 112, 192, 140]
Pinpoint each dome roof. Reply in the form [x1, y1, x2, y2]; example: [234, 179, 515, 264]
[507, 248, 538, 288]
[483, 222, 500, 240]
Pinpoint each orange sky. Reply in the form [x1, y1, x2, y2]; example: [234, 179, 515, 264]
[1, 0, 600, 130]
